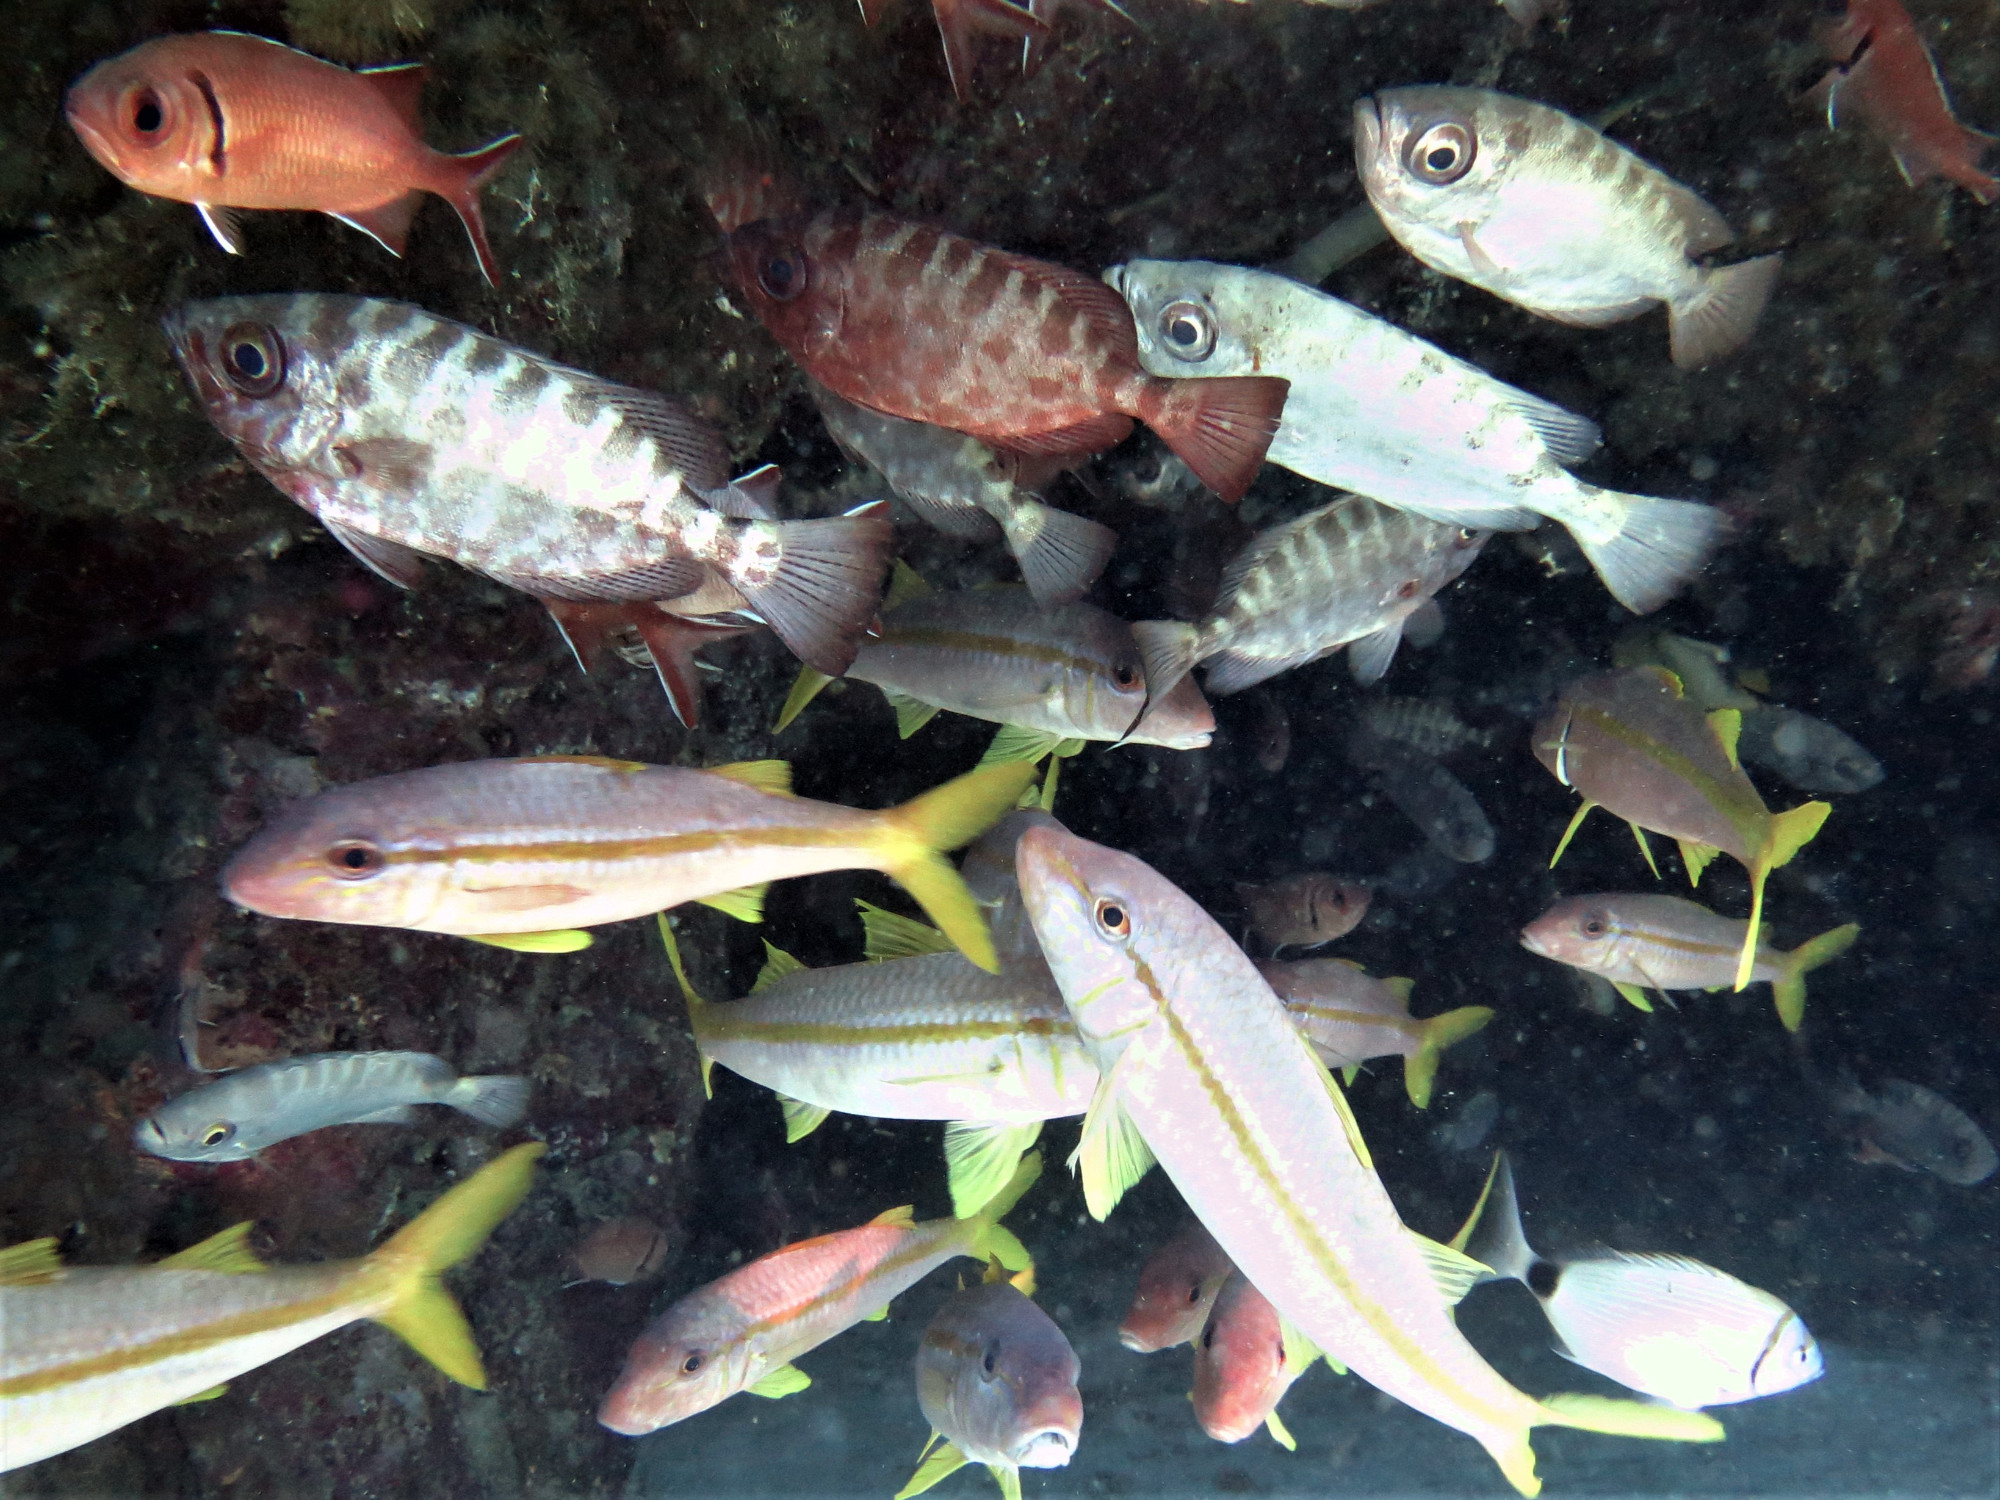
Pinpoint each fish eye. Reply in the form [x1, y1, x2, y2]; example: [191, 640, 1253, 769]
[1185, 1282, 1204, 1304]
[327, 840, 386, 880]
[981, 1341, 1000, 1377]
[1580, 913, 1610, 938]
[1092, 898, 1131, 938]
[757, 247, 807, 302]
[1457, 527, 1479, 543]
[219, 322, 286, 398]
[1406, 121, 1476, 185]
[1157, 300, 1216, 362]
[125, 86, 166, 138]
[1113, 663, 1140, 689]
[1201, 1323, 1215, 1350]
[680, 1351, 705, 1375]
[200, 1123, 234, 1147]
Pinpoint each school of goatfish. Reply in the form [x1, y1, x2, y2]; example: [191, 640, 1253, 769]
[12, 0, 1997, 1490]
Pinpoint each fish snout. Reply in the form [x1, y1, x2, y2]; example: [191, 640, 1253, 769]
[1352, 95, 1386, 164]
[1010, 1425, 1077, 1469]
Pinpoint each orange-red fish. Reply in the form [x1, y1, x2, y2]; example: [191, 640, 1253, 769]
[65, 32, 522, 283]
[1191, 1271, 1336, 1449]
[1815, 0, 1999, 204]
[1117, 1219, 1233, 1353]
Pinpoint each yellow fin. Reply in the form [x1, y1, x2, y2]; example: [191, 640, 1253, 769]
[979, 723, 1066, 767]
[1300, 1030, 1373, 1171]
[1773, 922, 1859, 1032]
[1071, 1058, 1156, 1221]
[1766, 800, 1832, 872]
[1277, 1313, 1320, 1377]
[159, 1222, 266, 1274]
[880, 689, 942, 739]
[944, 1120, 1044, 1218]
[746, 1363, 812, 1398]
[779, 1095, 831, 1144]
[970, 1151, 1041, 1272]
[1449, 1152, 1504, 1254]
[753, 940, 807, 992]
[656, 914, 712, 1096]
[988, 1464, 1023, 1500]
[1036, 755, 1062, 812]
[1406, 1005, 1492, 1109]
[0, 1238, 62, 1286]
[861, 1303, 890, 1322]
[1264, 1410, 1297, 1452]
[1409, 1230, 1490, 1306]
[1707, 708, 1742, 769]
[367, 1142, 544, 1390]
[1538, 1393, 1725, 1444]
[1612, 981, 1654, 1013]
[1549, 801, 1594, 868]
[1341, 1064, 1361, 1086]
[707, 759, 794, 796]
[172, 1384, 229, 1405]
[1677, 840, 1719, 887]
[1630, 822, 1661, 880]
[886, 558, 933, 608]
[869, 1204, 918, 1228]
[896, 1438, 970, 1500]
[858, 899, 955, 961]
[520, 754, 647, 772]
[775, 666, 834, 733]
[875, 762, 1038, 973]
[466, 930, 592, 953]
[695, 883, 768, 923]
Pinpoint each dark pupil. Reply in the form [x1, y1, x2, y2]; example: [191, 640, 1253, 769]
[764, 256, 796, 292]
[230, 343, 266, 379]
[1186, 1283, 1202, 1304]
[683, 1354, 703, 1374]
[1427, 145, 1457, 172]
[983, 1345, 998, 1374]
[1201, 1325, 1214, 1349]
[341, 847, 372, 869]
[134, 97, 163, 133]
[1170, 317, 1199, 346]
[1102, 905, 1125, 929]
[203, 1127, 226, 1144]
[1585, 919, 1605, 935]
[1115, 665, 1137, 687]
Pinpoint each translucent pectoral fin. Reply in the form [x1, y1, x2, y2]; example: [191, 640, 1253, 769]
[858, 899, 954, 960]
[1071, 1056, 1156, 1221]
[465, 930, 592, 953]
[746, 1363, 812, 1399]
[695, 884, 768, 923]
[778, 1095, 831, 1144]
[945, 1121, 1045, 1219]
[895, 1436, 970, 1500]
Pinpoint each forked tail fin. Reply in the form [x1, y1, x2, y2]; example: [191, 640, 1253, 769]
[1771, 921, 1859, 1032]
[871, 761, 1040, 972]
[1405, 1005, 1494, 1108]
[1566, 491, 1725, 616]
[441, 133, 525, 286]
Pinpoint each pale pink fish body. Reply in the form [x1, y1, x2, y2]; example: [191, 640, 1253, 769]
[1257, 957, 1423, 1066]
[1190, 1272, 1316, 1445]
[915, 1280, 1082, 1470]
[1118, 1218, 1235, 1353]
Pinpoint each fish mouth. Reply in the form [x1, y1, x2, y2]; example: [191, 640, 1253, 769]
[1008, 1428, 1075, 1468]
[1101, 263, 1128, 298]
[1518, 928, 1554, 959]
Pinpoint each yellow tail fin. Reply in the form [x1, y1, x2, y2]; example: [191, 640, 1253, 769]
[1405, 1006, 1494, 1109]
[366, 1142, 544, 1389]
[1772, 921, 1859, 1032]
[873, 762, 1039, 972]
[968, 1150, 1042, 1271]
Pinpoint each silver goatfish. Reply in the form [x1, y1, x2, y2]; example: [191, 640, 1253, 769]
[1356, 88, 1783, 370]
[1108, 259, 1722, 614]
[1255, 957, 1491, 1109]
[811, 381, 1117, 608]
[1134, 495, 1488, 701]
[135, 1051, 531, 1161]
[162, 295, 893, 681]
[1460, 1153, 1824, 1410]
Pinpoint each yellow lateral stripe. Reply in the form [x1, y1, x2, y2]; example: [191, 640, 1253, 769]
[699, 1015, 1070, 1047]
[1570, 704, 1764, 846]
[376, 824, 877, 870]
[1291, 1005, 1421, 1038]
[1616, 927, 1748, 961]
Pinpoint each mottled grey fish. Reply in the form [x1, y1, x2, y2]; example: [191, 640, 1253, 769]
[810, 381, 1117, 607]
[1349, 727, 1496, 863]
[162, 295, 892, 678]
[134, 1051, 529, 1162]
[1356, 87, 1782, 369]
[1358, 698, 1496, 756]
[1737, 706, 1883, 795]
[1134, 495, 1488, 699]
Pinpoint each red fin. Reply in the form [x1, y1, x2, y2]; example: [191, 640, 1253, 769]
[1139, 376, 1288, 504]
[331, 192, 421, 258]
[357, 61, 429, 133]
[934, 0, 1048, 101]
[631, 613, 757, 729]
[543, 600, 629, 674]
[995, 413, 1133, 458]
[440, 133, 525, 286]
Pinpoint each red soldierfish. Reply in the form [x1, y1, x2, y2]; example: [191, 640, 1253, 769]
[857, 0, 1047, 101]
[65, 33, 522, 284]
[725, 207, 1289, 504]
[1815, 0, 1999, 205]
[1117, 1219, 1234, 1353]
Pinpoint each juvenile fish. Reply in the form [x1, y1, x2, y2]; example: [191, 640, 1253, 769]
[1815, 0, 1999, 204]
[1119, 1219, 1235, 1353]
[597, 1153, 1040, 1434]
[134, 1051, 530, 1161]
[163, 295, 892, 684]
[1235, 872, 1372, 953]
[1520, 893, 1858, 1030]
[65, 33, 521, 282]
[1356, 88, 1782, 369]
[1, 1143, 541, 1473]
[1737, 707, 1883, 796]
[1191, 1272, 1334, 1450]
[812, 383, 1117, 607]
[571, 1218, 672, 1286]
[1134, 495, 1488, 701]
[1831, 1077, 1997, 1185]
[1460, 1153, 1824, 1410]
[1536, 667, 1832, 989]
[1358, 697, 1495, 756]
[1109, 259, 1721, 613]
[1014, 826, 1723, 1495]
[1349, 728, 1496, 864]
[726, 206, 1288, 503]
[221, 755, 1033, 973]
[1256, 957, 1491, 1108]
[901, 1269, 1082, 1500]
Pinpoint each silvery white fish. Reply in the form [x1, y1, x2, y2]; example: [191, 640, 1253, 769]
[162, 295, 893, 679]
[810, 381, 1117, 607]
[134, 1051, 530, 1162]
[1348, 726, 1497, 863]
[1108, 259, 1722, 614]
[1133, 495, 1488, 701]
[1255, 957, 1491, 1109]
[1355, 88, 1783, 370]
[1461, 1153, 1824, 1410]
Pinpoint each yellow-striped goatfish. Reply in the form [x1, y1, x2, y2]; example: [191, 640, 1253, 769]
[597, 1152, 1040, 1435]
[1255, 956, 1492, 1109]
[1014, 825, 1723, 1496]
[1, 1141, 542, 1473]
[222, 754, 1034, 972]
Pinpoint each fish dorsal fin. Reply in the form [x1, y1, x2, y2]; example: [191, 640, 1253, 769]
[159, 1222, 267, 1274]
[944, 1120, 1044, 1219]
[1384, 975, 1415, 1004]
[1408, 1230, 1490, 1307]
[466, 930, 593, 953]
[882, 690, 942, 739]
[746, 1362, 812, 1398]
[1677, 840, 1720, 887]
[1263, 1410, 1298, 1451]
[870, 1204, 918, 1228]
[1707, 708, 1743, 769]
[694, 883, 768, 923]
[753, 940, 807, 992]
[895, 1437, 971, 1500]
[1448, 1152, 1504, 1254]
[356, 61, 429, 132]
[859, 900, 955, 961]
[706, 759, 794, 795]
[885, 559, 934, 609]
[779, 1095, 831, 1143]
[1300, 1030, 1373, 1171]
[978, 723, 1066, 768]
[520, 753, 649, 772]
[0, 1237, 62, 1285]
[775, 665, 835, 733]
[1070, 1051, 1157, 1221]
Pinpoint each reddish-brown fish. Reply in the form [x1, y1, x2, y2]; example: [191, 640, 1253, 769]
[725, 206, 1289, 503]
[1814, 0, 1998, 205]
[65, 32, 522, 282]
[858, 0, 1047, 101]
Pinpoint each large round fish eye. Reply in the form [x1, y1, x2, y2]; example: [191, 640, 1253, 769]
[218, 322, 287, 398]
[1406, 120, 1477, 185]
[1580, 912, 1611, 939]
[200, 1122, 235, 1148]
[980, 1340, 1000, 1378]
[757, 247, 808, 302]
[123, 85, 167, 140]
[1093, 897, 1131, 939]
[680, 1351, 706, 1376]
[1157, 300, 1217, 362]
[1111, 662, 1140, 690]
[327, 840, 387, 880]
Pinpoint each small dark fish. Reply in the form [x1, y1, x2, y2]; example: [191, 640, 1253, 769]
[1834, 1078, 1997, 1186]
[1235, 873, 1372, 954]
[1737, 707, 1883, 796]
[1249, 690, 1291, 773]
[1349, 727, 1495, 864]
[572, 1218, 673, 1286]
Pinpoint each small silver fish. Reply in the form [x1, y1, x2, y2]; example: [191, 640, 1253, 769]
[1461, 1154, 1824, 1410]
[1134, 495, 1488, 700]
[134, 1051, 530, 1161]
[1349, 727, 1496, 864]
[811, 381, 1117, 607]
[1832, 1078, 1997, 1186]
[1355, 88, 1782, 369]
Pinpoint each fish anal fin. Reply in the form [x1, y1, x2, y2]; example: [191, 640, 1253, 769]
[776, 665, 834, 732]
[324, 519, 427, 588]
[172, 1383, 230, 1405]
[465, 930, 592, 953]
[0, 1237, 62, 1285]
[631, 612, 754, 730]
[746, 1362, 812, 1398]
[858, 900, 954, 961]
[1677, 839, 1720, 887]
[1611, 981, 1655, 1013]
[883, 689, 942, 739]
[694, 883, 768, 924]
[356, 60, 429, 131]
[779, 1095, 831, 1144]
[1071, 1052, 1156, 1221]
[944, 1120, 1044, 1219]
[159, 1222, 268, 1274]
[330, 192, 423, 259]
[895, 1438, 971, 1500]
[707, 759, 794, 796]
[1549, 801, 1595, 868]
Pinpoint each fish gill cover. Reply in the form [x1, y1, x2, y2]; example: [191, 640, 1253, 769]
[0, 0, 1994, 1496]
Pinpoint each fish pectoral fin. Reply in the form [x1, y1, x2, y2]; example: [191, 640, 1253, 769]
[0, 1237, 63, 1285]
[1629, 822, 1662, 880]
[753, 939, 807, 992]
[885, 558, 934, 607]
[460, 883, 592, 912]
[1611, 981, 1654, 1013]
[1071, 1053, 1156, 1221]
[978, 723, 1067, 768]
[858, 899, 954, 960]
[1676, 840, 1720, 887]
[464, 930, 593, 953]
[1549, 801, 1595, 868]
[777, 1095, 831, 1143]
[860, 1303, 891, 1322]
[775, 665, 834, 732]
[882, 689, 943, 739]
[745, 1363, 812, 1399]
[895, 1438, 971, 1500]
[172, 1384, 230, 1406]
[1457, 220, 1502, 279]
[706, 759, 795, 796]
[158, 1222, 267, 1274]
[944, 1121, 1045, 1219]
[195, 202, 245, 255]
[1408, 1230, 1491, 1308]
[350, 1105, 422, 1126]
[1346, 622, 1407, 686]
[323, 520, 428, 589]
[1707, 708, 1743, 769]
[1263, 1410, 1298, 1452]
[694, 883, 769, 924]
